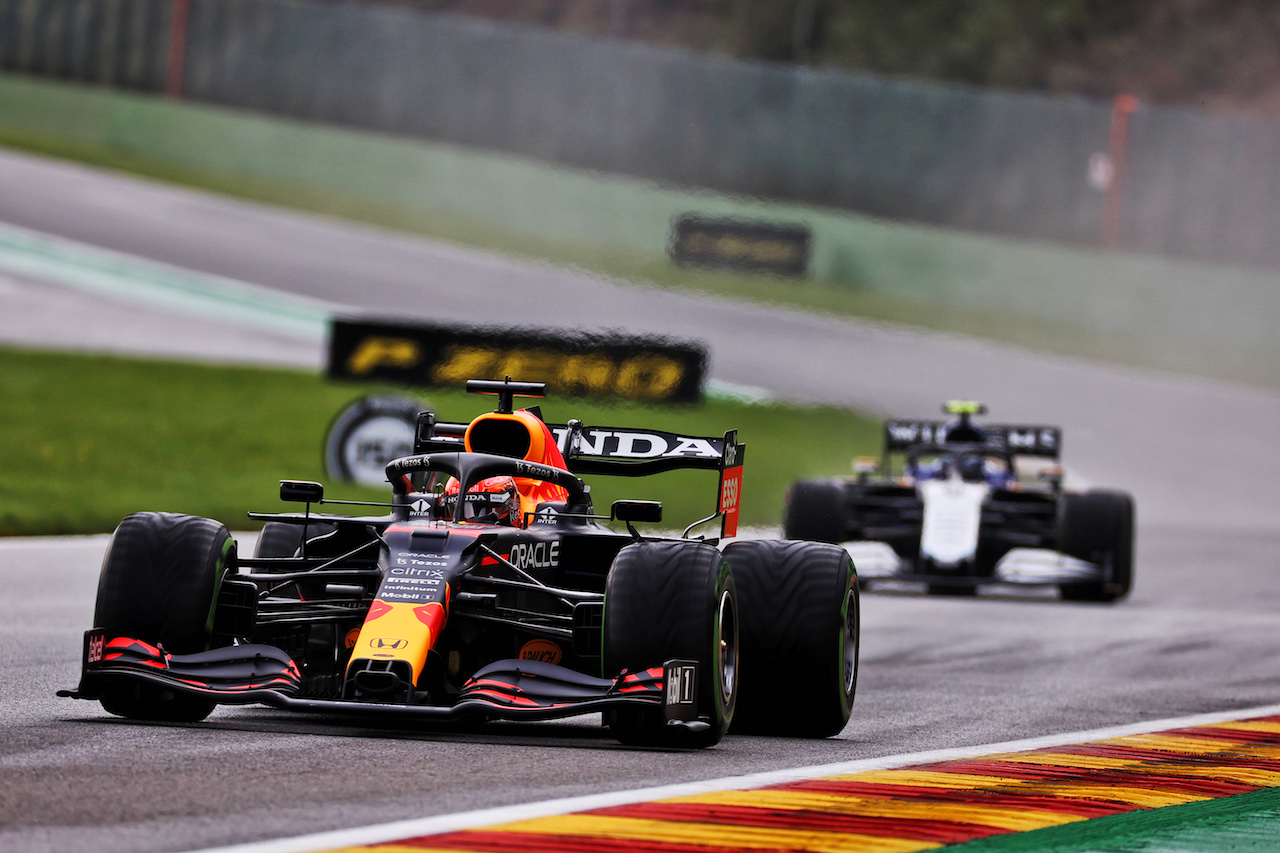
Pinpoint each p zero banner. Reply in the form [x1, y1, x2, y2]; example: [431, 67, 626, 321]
[327, 318, 707, 404]
[669, 215, 811, 277]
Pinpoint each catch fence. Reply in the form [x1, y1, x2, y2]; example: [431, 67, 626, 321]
[3, 0, 1278, 268]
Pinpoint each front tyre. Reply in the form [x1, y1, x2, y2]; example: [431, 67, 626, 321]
[1058, 490, 1135, 603]
[783, 480, 849, 543]
[93, 512, 236, 722]
[602, 541, 737, 748]
[726, 540, 858, 738]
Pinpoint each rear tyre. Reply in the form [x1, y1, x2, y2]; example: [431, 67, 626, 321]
[93, 512, 235, 722]
[1058, 490, 1135, 602]
[602, 542, 737, 748]
[726, 540, 858, 737]
[783, 480, 849, 543]
[254, 520, 337, 558]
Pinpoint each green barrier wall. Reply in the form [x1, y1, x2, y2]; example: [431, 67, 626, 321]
[3, 72, 1279, 389]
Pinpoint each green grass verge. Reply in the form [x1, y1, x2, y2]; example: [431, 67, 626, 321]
[0, 346, 879, 537]
[946, 786, 1280, 852]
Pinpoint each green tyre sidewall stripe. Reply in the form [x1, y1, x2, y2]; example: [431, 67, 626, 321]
[203, 534, 235, 646]
[836, 555, 858, 720]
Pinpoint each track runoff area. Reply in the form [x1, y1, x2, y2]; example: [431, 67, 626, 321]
[200, 705, 1280, 853]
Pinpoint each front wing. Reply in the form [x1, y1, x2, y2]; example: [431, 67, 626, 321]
[59, 631, 705, 729]
[844, 541, 1104, 587]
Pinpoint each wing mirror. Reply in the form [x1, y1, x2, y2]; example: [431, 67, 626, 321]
[852, 456, 879, 482]
[280, 480, 324, 504]
[612, 500, 662, 524]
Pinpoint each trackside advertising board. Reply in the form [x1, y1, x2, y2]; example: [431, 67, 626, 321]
[669, 214, 810, 277]
[328, 318, 707, 404]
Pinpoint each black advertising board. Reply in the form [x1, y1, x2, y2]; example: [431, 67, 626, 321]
[327, 318, 707, 404]
[669, 214, 810, 276]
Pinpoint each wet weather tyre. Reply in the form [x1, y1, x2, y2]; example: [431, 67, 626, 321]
[254, 520, 338, 558]
[1058, 490, 1135, 603]
[255, 520, 338, 605]
[602, 541, 737, 748]
[254, 521, 305, 558]
[93, 512, 236, 722]
[783, 480, 849, 543]
[725, 540, 859, 737]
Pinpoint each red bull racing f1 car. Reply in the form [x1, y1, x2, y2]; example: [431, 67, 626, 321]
[62, 379, 859, 747]
[784, 402, 1134, 602]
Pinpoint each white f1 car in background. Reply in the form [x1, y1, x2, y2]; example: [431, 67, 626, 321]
[784, 402, 1134, 601]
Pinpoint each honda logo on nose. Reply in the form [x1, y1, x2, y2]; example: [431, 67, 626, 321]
[371, 638, 408, 649]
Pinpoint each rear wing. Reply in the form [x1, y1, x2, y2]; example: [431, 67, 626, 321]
[414, 417, 746, 538]
[882, 420, 1062, 458]
[556, 424, 745, 540]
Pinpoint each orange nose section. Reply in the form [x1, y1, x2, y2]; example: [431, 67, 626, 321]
[347, 598, 448, 684]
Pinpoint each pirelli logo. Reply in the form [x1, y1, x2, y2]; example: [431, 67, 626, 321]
[328, 319, 706, 403]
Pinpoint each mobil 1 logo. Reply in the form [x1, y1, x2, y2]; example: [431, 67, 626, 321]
[663, 659, 698, 721]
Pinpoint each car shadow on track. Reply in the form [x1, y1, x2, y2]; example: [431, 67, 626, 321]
[60, 712, 718, 753]
[863, 582, 1113, 605]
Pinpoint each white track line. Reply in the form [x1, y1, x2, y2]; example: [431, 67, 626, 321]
[0, 221, 333, 339]
[191, 702, 1280, 853]
[0, 534, 112, 550]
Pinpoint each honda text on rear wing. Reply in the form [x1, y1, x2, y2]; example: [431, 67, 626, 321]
[409, 380, 747, 539]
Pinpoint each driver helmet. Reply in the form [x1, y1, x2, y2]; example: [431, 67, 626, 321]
[983, 456, 1014, 488]
[958, 453, 987, 483]
[443, 476, 520, 525]
[909, 454, 952, 482]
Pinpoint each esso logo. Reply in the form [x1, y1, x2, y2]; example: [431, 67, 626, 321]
[721, 476, 740, 511]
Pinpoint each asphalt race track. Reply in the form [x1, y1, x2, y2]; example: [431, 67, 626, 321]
[2, 149, 1280, 852]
